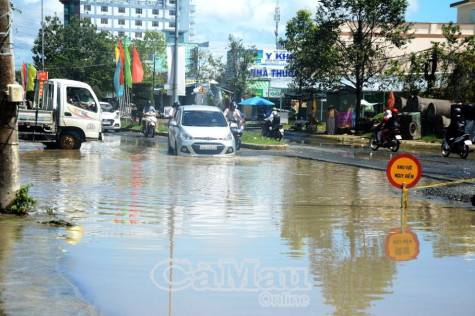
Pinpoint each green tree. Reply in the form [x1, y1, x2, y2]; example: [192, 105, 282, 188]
[389, 23, 474, 102]
[281, 10, 338, 117]
[188, 46, 224, 83]
[31, 16, 115, 98]
[299, 0, 411, 132]
[224, 34, 257, 102]
[132, 31, 167, 85]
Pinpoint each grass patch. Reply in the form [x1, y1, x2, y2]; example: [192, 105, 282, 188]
[7, 184, 36, 215]
[122, 122, 168, 133]
[242, 131, 284, 145]
[420, 135, 442, 143]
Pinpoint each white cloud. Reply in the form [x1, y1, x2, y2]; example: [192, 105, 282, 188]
[193, 0, 317, 44]
[407, 0, 420, 13]
[12, 0, 62, 68]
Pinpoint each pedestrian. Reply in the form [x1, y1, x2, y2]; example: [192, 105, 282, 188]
[327, 105, 338, 135]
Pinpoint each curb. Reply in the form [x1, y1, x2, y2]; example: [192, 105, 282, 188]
[303, 133, 443, 148]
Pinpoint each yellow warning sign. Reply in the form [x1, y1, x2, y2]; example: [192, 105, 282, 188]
[198, 86, 206, 94]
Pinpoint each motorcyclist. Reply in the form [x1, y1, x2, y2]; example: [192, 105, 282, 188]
[264, 107, 280, 134]
[446, 107, 466, 142]
[169, 100, 181, 120]
[142, 100, 156, 132]
[381, 108, 400, 143]
[376, 109, 393, 142]
[224, 101, 242, 123]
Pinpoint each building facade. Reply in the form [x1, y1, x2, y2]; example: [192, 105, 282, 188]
[58, 0, 196, 43]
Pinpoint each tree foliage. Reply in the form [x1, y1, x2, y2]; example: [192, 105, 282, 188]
[280, 10, 338, 116]
[283, 0, 411, 131]
[132, 31, 167, 85]
[31, 16, 116, 98]
[391, 23, 474, 102]
[187, 46, 224, 83]
[224, 34, 257, 102]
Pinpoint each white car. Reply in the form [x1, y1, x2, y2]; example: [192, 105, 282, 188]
[168, 105, 235, 156]
[100, 102, 121, 132]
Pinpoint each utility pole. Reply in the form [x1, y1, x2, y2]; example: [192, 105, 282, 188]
[0, 0, 20, 212]
[274, 0, 280, 49]
[172, 0, 179, 102]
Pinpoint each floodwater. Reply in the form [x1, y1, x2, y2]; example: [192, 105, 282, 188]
[1, 134, 474, 316]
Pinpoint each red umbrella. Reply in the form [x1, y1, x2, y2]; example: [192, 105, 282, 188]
[387, 91, 395, 110]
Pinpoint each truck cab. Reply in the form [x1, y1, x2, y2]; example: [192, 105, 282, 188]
[18, 79, 102, 149]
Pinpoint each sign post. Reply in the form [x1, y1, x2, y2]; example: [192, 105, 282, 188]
[386, 154, 422, 209]
[198, 86, 206, 105]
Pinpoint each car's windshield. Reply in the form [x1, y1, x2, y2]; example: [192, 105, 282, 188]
[101, 104, 114, 113]
[181, 110, 227, 127]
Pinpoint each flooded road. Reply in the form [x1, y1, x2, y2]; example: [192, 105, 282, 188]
[1, 134, 474, 316]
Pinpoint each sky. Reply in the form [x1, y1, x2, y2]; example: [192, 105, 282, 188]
[11, 0, 459, 70]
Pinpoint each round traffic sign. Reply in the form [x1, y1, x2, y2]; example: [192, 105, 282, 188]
[386, 154, 422, 189]
[384, 228, 420, 261]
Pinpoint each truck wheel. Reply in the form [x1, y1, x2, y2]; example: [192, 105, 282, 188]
[59, 131, 81, 150]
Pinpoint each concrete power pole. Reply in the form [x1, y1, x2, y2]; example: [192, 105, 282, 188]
[0, 0, 20, 212]
[172, 0, 179, 103]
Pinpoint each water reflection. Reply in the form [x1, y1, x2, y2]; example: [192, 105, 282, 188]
[0, 137, 473, 315]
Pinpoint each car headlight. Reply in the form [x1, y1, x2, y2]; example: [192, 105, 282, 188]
[180, 132, 193, 141]
[115, 112, 120, 119]
[226, 132, 233, 141]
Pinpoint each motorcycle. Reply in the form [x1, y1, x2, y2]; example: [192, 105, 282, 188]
[442, 133, 471, 159]
[369, 125, 402, 152]
[142, 113, 157, 138]
[229, 117, 244, 150]
[261, 122, 284, 141]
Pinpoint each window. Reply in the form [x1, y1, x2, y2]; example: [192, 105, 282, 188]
[118, 19, 125, 26]
[135, 20, 142, 26]
[84, 5, 91, 11]
[169, 10, 176, 16]
[101, 6, 108, 12]
[118, 31, 125, 37]
[135, 32, 142, 38]
[152, 21, 159, 27]
[471, 9, 475, 23]
[152, 9, 159, 15]
[84, 17, 91, 23]
[118, 7, 125, 13]
[101, 18, 108, 24]
[67, 87, 97, 113]
[136, 8, 143, 15]
[169, 0, 176, 4]
[169, 22, 175, 28]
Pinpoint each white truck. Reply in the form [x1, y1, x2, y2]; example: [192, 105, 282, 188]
[18, 79, 103, 149]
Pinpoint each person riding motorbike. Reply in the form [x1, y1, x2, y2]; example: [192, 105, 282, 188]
[142, 100, 157, 132]
[376, 109, 393, 142]
[264, 107, 280, 133]
[169, 100, 181, 120]
[380, 108, 400, 144]
[224, 101, 242, 123]
[445, 107, 466, 143]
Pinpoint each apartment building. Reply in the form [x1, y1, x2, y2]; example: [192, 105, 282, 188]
[58, 0, 196, 43]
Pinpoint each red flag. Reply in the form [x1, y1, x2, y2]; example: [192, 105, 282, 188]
[387, 90, 395, 110]
[132, 44, 144, 83]
[21, 62, 27, 91]
[117, 39, 125, 85]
